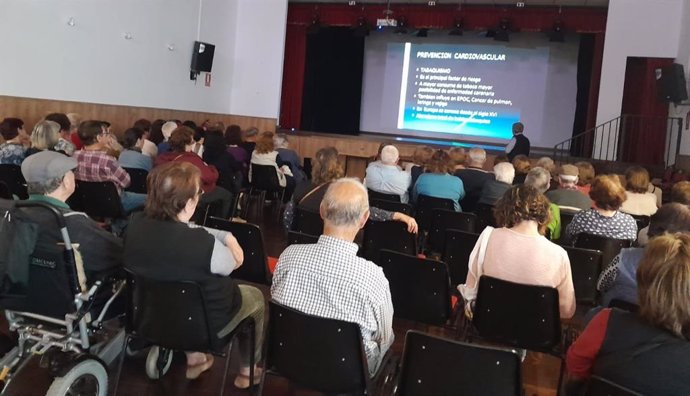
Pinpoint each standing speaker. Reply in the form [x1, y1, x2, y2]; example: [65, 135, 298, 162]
[657, 63, 688, 102]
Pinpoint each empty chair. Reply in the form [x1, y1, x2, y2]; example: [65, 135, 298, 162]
[205, 217, 271, 285]
[397, 331, 521, 396]
[363, 221, 416, 264]
[563, 246, 603, 306]
[585, 376, 643, 396]
[0, 164, 28, 199]
[123, 167, 148, 194]
[428, 209, 477, 253]
[367, 188, 401, 203]
[293, 207, 323, 236]
[287, 230, 319, 246]
[263, 301, 392, 395]
[575, 233, 632, 268]
[68, 180, 125, 220]
[442, 230, 480, 288]
[379, 249, 454, 326]
[370, 199, 413, 216]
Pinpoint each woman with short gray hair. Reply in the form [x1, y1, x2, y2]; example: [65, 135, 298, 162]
[525, 167, 561, 240]
[27, 120, 62, 157]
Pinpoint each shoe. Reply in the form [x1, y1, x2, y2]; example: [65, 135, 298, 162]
[234, 367, 263, 389]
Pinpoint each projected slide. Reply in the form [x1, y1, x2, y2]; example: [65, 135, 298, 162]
[396, 43, 548, 140]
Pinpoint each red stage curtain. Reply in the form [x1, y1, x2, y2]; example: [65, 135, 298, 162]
[280, 23, 307, 128]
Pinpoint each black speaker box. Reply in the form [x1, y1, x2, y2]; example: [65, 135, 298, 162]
[657, 63, 688, 102]
[190, 41, 215, 73]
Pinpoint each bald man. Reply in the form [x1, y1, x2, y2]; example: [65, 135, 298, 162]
[271, 178, 394, 375]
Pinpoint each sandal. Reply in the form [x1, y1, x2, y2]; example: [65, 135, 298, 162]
[186, 354, 214, 380]
[234, 367, 263, 389]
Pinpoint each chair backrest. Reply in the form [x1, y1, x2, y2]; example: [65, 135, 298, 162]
[205, 217, 270, 285]
[126, 270, 220, 353]
[473, 276, 561, 351]
[563, 246, 603, 306]
[250, 163, 282, 192]
[0, 164, 28, 199]
[0, 181, 11, 199]
[442, 230, 480, 287]
[398, 331, 522, 396]
[123, 167, 148, 194]
[362, 221, 417, 264]
[287, 230, 319, 246]
[558, 210, 579, 243]
[293, 207, 323, 236]
[370, 199, 413, 216]
[575, 233, 632, 268]
[415, 194, 456, 231]
[69, 180, 124, 219]
[630, 214, 650, 232]
[428, 209, 477, 253]
[267, 301, 370, 394]
[367, 189, 401, 203]
[585, 376, 642, 396]
[379, 249, 451, 325]
[474, 203, 496, 232]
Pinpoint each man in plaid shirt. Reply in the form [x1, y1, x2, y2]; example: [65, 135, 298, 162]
[271, 178, 394, 375]
[72, 120, 146, 213]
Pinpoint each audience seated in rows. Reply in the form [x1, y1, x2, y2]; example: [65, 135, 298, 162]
[240, 127, 258, 156]
[27, 120, 62, 157]
[413, 150, 465, 211]
[72, 120, 146, 213]
[285, 146, 417, 233]
[21, 151, 122, 282]
[566, 233, 690, 395]
[365, 145, 411, 203]
[249, 131, 295, 203]
[274, 133, 306, 183]
[118, 128, 152, 172]
[272, 178, 395, 375]
[157, 121, 177, 154]
[0, 118, 28, 166]
[478, 161, 514, 206]
[458, 185, 575, 319]
[202, 131, 242, 194]
[574, 161, 595, 196]
[565, 175, 637, 242]
[511, 154, 531, 185]
[620, 166, 658, 216]
[132, 118, 158, 158]
[45, 113, 76, 156]
[597, 203, 690, 307]
[156, 126, 233, 218]
[524, 167, 561, 240]
[455, 147, 493, 213]
[123, 162, 264, 387]
[545, 164, 592, 211]
[190, 126, 206, 157]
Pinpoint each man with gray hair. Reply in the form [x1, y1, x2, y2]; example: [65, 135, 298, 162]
[545, 164, 592, 211]
[272, 178, 394, 375]
[365, 144, 411, 203]
[506, 121, 530, 161]
[20, 151, 122, 282]
[478, 162, 514, 206]
[525, 167, 562, 240]
[455, 147, 493, 212]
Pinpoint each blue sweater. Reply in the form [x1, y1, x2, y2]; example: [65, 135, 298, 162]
[413, 173, 465, 211]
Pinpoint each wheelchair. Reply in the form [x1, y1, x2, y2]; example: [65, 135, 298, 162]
[0, 201, 125, 396]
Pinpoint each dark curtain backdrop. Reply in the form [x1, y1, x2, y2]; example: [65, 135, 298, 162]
[300, 28, 364, 135]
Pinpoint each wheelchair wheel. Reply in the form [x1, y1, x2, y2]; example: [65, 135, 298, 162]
[145, 346, 172, 380]
[45, 359, 107, 396]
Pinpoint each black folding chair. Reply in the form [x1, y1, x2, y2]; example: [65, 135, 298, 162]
[575, 233, 632, 268]
[287, 230, 319, 246]
[293, 207, 323, 236]
[0, 164, 28, 199]
[0, 181, 12, 199]
[368, 189, 401, 203]
[370, 199, 413, 216]
[205, 217, 271, 285]
[379, 250, 455, 326]
[247, 164, 285, 220]
[123, 167, 148, 194]
[585, 376, 642, 396]
[68, 180, 125, 220]
[362, 221, 417, 264]
[563, 246, 604, 306]
[442, 230, 480, 288]
[118, 270, 255, 395]
[415, 195, 456, 232]
[263, 301, 393, 395]
[474, 203, 496, 232]
[396, 331, 521, 396]
[630, 214, 650, 233]
[428, 209, 477, 253]
[557, 210, 579, 244]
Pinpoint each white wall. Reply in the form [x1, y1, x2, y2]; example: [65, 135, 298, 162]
[0, 0, 287, 119]
[670, 0, 690, 155]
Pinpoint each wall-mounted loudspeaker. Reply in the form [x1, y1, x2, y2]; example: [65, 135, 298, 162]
[190, 41, 215, 80]
[657, 63, 688, 103]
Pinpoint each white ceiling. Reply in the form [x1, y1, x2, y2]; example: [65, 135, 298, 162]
[289, 0, 609, 6]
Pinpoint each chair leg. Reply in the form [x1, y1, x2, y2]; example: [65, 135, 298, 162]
[112, 334, 130, 396]
[219, 341, 233, 396]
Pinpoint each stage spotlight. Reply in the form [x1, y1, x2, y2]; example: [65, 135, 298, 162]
[416, 28, 428, 37]
[353, 16, 370, 37]
[494, 18, 510, 42]
[449, 19, 463, 36]
[395, 17, 408, 34]
[306, 15, 321, 35]
[549, 20, 565, 42]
